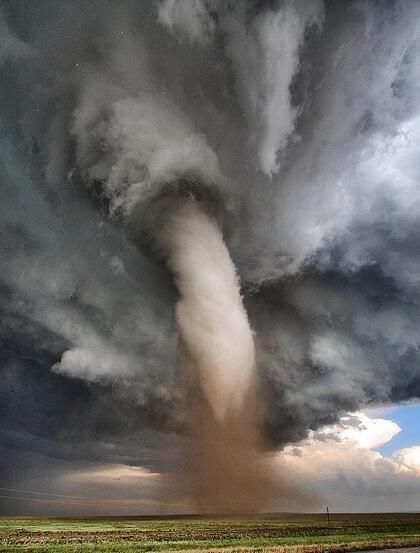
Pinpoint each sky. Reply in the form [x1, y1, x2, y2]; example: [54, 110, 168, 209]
[1, 0, 420, 514]
[375, 404, 420, 457]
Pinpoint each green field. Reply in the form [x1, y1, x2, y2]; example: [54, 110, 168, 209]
[1, 513, 420, 553]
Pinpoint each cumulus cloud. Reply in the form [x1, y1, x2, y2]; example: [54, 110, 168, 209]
[312, 413, 401, 449]
[392, 446, 420, 475]
[280, 412, 420, 511]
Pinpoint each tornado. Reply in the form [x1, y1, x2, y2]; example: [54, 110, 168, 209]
[156, 201, 254, 421]
[72, 90, 303, 512]
[132, 185, 276, 511]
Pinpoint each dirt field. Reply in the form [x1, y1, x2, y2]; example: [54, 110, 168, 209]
[0, 513, 420, 552]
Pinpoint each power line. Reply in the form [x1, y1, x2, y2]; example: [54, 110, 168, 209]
[0, 486, 262, 511]
[0, 487, 105, 501]
[0, 494, 129, 509]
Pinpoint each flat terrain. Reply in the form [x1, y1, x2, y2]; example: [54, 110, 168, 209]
[0, 513, 420, 553]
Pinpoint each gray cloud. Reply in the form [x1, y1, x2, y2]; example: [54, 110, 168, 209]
[0, 4, 31, 66]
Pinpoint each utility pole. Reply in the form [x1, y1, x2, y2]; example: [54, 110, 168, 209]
[326, 506, 330, 524]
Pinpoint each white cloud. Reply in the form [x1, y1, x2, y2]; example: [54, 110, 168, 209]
[279, 412, 420, 511]
[315, 412, 401, 449]
[392, 446, 420, 475]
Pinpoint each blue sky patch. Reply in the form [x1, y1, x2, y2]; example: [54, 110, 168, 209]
[376, 404, 420, 456]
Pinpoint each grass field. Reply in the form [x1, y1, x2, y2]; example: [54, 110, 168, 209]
[1, 513, 420, 553]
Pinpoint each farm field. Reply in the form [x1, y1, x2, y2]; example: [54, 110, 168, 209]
[0, 513, 420, 553]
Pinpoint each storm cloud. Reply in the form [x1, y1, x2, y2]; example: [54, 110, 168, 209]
[1, 0, 420, 512]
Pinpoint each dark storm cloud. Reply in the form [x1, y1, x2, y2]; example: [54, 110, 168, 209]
[0, 291, 177, 513]
[0, 290, 177, 469]
[247, 263, 420, 445]
[1, 0, 420, 508]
